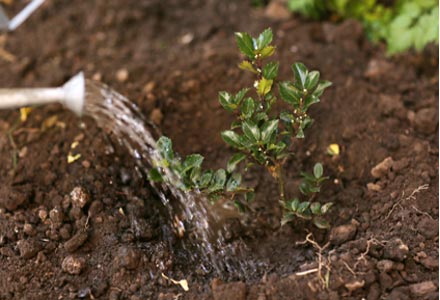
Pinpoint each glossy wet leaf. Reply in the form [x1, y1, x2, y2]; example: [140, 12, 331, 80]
[221, 130, 242, 148]
[208, 169, 227, 192]
[157, 136, 174, 161]
[279, 82, 300, 105]
[218, 91, 236, 112]
[226, 173, 242, 192]
[235, 32, 255, 59]
[198, 170, 213, 188]
[255, 28, 273, 50]
[305, 70, 320, 90]
[227, 153, 247, 173]
[182, 154, 204, 173]
[242, 121, 261, 143]
[241, 97, 255, 119]
[234, 88, 249, 105]
[261, 119, 279, 144]
[292, 62, 308, 89]
[313, 80, 332, 97]
[262, 62, 279, 80]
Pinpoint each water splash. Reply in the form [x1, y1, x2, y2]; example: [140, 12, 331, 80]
[83, 80, 260, 277]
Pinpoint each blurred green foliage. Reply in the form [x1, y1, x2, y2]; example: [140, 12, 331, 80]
[287, 0, 439, 55]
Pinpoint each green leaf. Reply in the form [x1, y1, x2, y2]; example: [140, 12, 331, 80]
[257, 78, 273, 96]
[157, 136, 174, 161]
[226, 173, 242, 192]
[297, 201, 310, 214]
[320, 202, 333, 214]
[198, 170, 213, 188]
[255, 28, 273, 50]
[149, 168, 163, 182]
[305, 71, 320, 90]
[281, 213, 295, 226]
[182, 154, 204, 173]
[208, 169, 227, 192]
[313, 80, 332, 97]
[242, 121, 261, 143]
[310, 202, 321, 215]
[313, 217, 330, 229]
[290, 198, 300, 211]
[262, 62, 279, 80]
[261, 119, 279, 144]
[235, 32, 255, 59]
[218, 91, 236, 112]
[227, 153, 247, 173]
[241, 97, 255, 119]
[292, 62, 308, 89]
[313, 163, 323, 179]
[234, 88, 249, 105]
[238, 61, 258, 74]
[259, 45, 275, 58]
[221, 130, 242, 148]
[279, 82, 301, 105]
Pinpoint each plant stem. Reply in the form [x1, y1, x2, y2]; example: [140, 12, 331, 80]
[275, 164, 286, 202]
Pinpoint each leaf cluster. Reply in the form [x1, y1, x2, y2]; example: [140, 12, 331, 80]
[281, 163, 333, 228]
[150, 136, 253, 205]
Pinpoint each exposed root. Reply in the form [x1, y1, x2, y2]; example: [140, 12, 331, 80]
[295, 233, 331, 289]
[385, 184, 429, 220]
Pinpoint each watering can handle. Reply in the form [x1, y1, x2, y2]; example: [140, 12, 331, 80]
[0, 87, 65, 109]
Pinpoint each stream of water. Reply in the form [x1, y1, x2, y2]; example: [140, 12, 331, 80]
[83, 80, 261, 278]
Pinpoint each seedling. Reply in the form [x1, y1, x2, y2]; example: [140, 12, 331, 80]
[151, 28, 332, 228]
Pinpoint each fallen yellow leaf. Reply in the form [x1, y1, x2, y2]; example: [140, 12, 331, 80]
[327, 144, 340, 156]
[19, 107, 32, 122]
[161, 273, 189, 291]
[67, 153, 81, 163]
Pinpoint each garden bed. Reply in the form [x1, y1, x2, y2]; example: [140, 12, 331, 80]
[0, 1, 438, 299]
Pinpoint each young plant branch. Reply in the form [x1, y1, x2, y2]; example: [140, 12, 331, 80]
[150, 28, 333, 228]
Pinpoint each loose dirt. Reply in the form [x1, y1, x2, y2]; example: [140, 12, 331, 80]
[0, 1, 438, 299]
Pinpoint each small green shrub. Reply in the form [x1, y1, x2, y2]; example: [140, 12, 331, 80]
[287, 0, 439, 55]
[150, 28, 332, 228]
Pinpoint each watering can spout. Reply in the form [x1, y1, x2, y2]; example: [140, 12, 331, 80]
[0, 72, 85, 116]
[61, 72, 85, 116]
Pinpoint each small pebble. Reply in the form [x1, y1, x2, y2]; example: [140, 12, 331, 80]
[115, 246, 140, 270]
[329, 222, 357, 245]
[116, 68, 129, 82]
[62, 255, 86, 275]
[70, 187, 90, 209]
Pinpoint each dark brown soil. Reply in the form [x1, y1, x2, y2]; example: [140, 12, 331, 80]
[0, 1, 438, 299]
